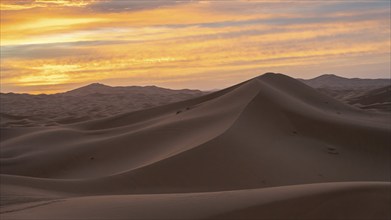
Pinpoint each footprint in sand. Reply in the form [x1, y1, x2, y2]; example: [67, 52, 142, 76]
[326, 146, 339, 155]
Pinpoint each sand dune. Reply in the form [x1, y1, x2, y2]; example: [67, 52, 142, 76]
[300, 74, 391, 111]
[0, 84, 206, 127]
[300, 74, 390, 90]
[2, 182, 390, 220]
[1, 73, 390, 219]
[347, 85, 391, 111]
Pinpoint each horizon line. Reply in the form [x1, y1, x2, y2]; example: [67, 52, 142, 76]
[1, 73, 390, 96]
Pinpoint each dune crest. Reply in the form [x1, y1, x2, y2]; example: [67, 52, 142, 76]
[1, 73, 390, 219]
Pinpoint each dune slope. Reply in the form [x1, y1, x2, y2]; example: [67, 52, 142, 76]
[1, 73, 390, 219]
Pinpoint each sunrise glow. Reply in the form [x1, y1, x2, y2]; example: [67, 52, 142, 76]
[1, 0, 390, 94]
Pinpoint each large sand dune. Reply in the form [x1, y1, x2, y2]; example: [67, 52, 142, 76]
[1, 73, 390, 219]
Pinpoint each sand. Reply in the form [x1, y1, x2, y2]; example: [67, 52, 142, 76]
[0, 73, 390, 219]
[0, 84, 206, 127]
[300, 74, 391, 111]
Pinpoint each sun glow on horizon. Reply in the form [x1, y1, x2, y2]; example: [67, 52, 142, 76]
[1, 0, 390, 94]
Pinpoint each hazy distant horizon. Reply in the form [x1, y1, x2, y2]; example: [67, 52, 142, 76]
[1, 73, 390, 95]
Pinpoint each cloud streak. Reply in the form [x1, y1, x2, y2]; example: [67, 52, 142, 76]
[1, 0, 390, 93]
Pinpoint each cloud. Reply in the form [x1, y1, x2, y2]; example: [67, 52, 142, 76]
[88, 0, 184, 12]
[0, 0, 96, 10]
[0, 40, 131, 59]
[1, 0, 390, 93]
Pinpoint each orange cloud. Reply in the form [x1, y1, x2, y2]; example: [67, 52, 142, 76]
[1, 1, 390, 93]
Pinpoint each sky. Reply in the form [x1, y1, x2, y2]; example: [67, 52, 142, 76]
[1, 0, 390, 94]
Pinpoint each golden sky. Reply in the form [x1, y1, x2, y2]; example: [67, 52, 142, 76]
[1, 0, 390, 94]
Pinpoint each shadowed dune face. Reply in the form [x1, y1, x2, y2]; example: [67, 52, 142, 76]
[0, 73, 390, 219]
[347, 85, 391, 111]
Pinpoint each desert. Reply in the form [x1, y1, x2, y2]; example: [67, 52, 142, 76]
[1, 73, 390, 219]
[1, 0, 390, 219]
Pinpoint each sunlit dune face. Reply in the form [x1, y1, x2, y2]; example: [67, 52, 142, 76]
[1, 0, 390, 93]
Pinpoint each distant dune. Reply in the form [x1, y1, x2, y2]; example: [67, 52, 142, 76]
[300, 74, 391, 111]
[300, 74, 390, 90]
[345, 85, 390, 111]
[0, 73, 390, 219]
[0, 84, 206, 127]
